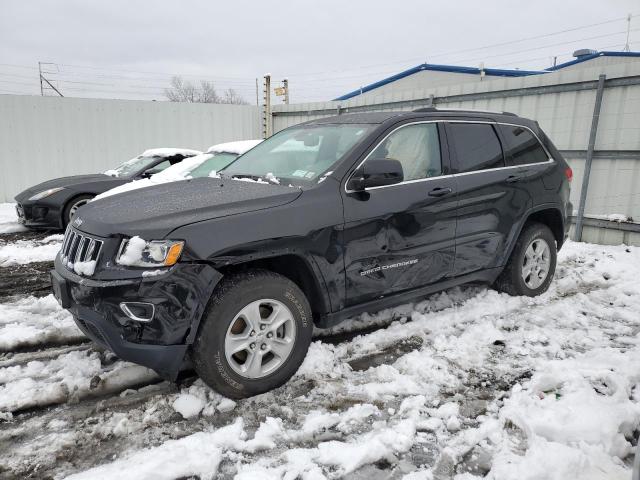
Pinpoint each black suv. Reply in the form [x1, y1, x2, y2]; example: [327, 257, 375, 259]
[51, 109, 572, 398]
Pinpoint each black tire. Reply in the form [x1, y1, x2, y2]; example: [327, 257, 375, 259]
[62, 194, 94, 228]
[192, 269, 313, 399]
[494, 222, 557, 297]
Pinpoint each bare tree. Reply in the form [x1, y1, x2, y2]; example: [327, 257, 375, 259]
[222, 88, 248, 105]
[165, 76, 247, 104]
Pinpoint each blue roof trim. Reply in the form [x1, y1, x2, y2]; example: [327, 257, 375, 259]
[335, 50, 640, 101]
[545, 51, 640, 71]
[334, 63, 545, 101]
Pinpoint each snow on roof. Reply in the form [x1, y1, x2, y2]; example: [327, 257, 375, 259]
[206, 139, 263, 155]
[141, 148, 202, 157]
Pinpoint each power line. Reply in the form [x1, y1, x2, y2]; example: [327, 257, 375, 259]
[281, 28, 637, 88]
[283, 14, 638, 78]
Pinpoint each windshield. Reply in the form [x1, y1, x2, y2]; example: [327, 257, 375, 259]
[221, 124, 373, 183]
[105, 155, 159, 177]
[188, 152, 238, 178]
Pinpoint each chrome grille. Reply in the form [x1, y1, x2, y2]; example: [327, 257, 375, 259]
[61, 227, 103, 267]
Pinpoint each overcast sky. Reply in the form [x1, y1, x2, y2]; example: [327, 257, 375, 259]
[1, 0, 638, 103]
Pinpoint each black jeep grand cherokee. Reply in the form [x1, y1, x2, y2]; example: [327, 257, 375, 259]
[52, 109, 572, 398]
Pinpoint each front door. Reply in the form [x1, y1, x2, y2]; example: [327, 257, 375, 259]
[341, 122, 458, 307]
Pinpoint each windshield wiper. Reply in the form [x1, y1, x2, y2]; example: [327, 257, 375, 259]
[226, 173, 281, 185]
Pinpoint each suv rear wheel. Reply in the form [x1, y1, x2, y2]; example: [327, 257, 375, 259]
[495, 222, 557, 297]
[192, 269, 313, 398]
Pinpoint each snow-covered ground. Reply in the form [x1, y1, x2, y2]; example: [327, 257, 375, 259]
[0, 203, 27, 234]
[1, 208, 639, 478]
[0, 294, 83, 351]
[0, 233, 62, 266]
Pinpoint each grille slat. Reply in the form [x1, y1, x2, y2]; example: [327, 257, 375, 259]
[74, 237, 88, 264]
[60, 227, 103, 273]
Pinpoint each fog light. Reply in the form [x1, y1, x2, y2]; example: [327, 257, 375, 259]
[120, 302, 155, 322]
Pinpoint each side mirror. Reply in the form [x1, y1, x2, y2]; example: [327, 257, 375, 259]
[347, 158, 404, 191]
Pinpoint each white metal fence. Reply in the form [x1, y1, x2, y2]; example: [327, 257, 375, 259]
[0, 95, 261, 202]
[271, 60, 640, 246]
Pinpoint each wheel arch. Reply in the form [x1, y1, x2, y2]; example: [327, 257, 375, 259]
[216, 253, 331, 325]
[500, 204, 565, 268]
[61, 192, 95, 226]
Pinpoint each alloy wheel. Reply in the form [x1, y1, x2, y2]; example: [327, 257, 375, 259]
[68, 199, 90, 223]
[521, 238, 551, 289]
[224, 299, 297, 379]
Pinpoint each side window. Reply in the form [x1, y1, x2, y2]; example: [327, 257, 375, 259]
[449, 123, 504, 172]
[369, 123, 442, 181]
[145, 160, 171, 174]
[498, 125, 549, 166]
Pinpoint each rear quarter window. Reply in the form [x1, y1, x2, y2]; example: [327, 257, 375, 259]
[448, 123, 504, 173]
[498, 125, 549, 166]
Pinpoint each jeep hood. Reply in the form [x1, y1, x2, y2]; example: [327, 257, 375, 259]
[74, 177, 302, 238]
[15, 174, 123, 202]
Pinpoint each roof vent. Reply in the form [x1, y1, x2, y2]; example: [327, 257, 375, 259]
[573, 49, 598, 58]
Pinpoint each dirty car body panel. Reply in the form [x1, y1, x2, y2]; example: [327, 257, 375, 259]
[52, 110, 571, 380]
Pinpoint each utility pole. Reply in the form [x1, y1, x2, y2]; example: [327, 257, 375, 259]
[262, 74, 272, 139]
[38, 62, 44, 96]
[623, 13, 632, 52]
[255, 78, 259, 106]
[282, 78, 289, 105]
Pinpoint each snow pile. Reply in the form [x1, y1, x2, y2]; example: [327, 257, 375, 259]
[0, 203, 27, 234]
[0, 348, 159, 413]
[0, 234, 63, 266]
[95, 154, 213, 200]
[141, 148, 202, 157]
[0, 295, 83, 351]
[264, 172, 280, 184]
[116, 236, 147, 266]
[94, 141, 260, 201]
[207, 139, 262, 155]
[73, 260, 96, 276]
[172, 393, 206, 419]
[66, 419, 249, 480]
[494, 348, 640, 474]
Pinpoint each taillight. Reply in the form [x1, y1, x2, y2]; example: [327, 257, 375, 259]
[565, 167, 573, 182]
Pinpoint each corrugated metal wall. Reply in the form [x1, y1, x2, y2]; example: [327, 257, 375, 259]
[0, 95, 261, 202]
[272, 59, 640, 245]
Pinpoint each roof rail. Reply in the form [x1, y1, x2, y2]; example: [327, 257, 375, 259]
[413, 107, 517, 116]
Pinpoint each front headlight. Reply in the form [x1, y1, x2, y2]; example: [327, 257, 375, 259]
[116, 236, 184, 267]
[29, 187, 65, 201]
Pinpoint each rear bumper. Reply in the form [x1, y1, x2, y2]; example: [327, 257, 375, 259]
[53, 255, 223, 379]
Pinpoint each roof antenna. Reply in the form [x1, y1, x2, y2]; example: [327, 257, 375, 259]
[624, 13, 632, 52]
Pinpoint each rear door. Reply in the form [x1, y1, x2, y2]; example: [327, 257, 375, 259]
[341, 121, 458, 307]
[496, 123, 557, 200]
[446, 121, 532, 276]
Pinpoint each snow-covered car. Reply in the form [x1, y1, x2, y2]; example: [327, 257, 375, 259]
[94, 140, 263, 201]
[14, 148, 201, 230]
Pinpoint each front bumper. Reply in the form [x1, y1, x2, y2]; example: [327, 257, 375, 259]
[15, 200, 64, 229]
[52, 254, 223, 379]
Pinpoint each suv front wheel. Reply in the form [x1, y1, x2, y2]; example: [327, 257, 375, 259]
[192, 269, 313, 399]
[495, 222, 557, 297]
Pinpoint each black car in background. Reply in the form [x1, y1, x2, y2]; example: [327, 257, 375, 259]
[52, 109, 573, 399]
[14, 148, 201, 229]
